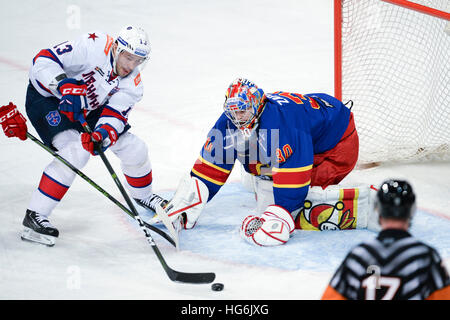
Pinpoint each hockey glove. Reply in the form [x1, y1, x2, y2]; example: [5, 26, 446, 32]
[0, 102, 27, 141]
[57, 78, 88, 122]
[81, 124, 118, 155]
[240, 205, 295, 246]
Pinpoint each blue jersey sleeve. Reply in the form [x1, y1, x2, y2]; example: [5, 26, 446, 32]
[191, 113, 236, 201]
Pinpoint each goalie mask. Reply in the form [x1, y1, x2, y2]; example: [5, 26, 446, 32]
[223, 78, 265, 137]
[113, 25, 151, 75]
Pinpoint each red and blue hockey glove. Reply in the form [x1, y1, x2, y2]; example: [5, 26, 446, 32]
[0, 102, 27, 141]
[57, 78, 87, 122]
[81, 124, 118, 155]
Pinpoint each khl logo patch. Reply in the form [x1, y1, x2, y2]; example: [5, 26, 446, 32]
[46, 111, 61, 127]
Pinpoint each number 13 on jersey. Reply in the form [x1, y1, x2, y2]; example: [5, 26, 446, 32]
[53, 41, 73, 55]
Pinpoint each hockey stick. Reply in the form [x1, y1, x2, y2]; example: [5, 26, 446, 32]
[81, 121, 216, 284]
[24, 132, 176, 247]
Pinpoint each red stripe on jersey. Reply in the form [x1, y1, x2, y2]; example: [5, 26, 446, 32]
[191, 157, 231, 186]
[124, 171, 153, 188]
[38, 173, 69, 201]
[247, 163, 260, 175]
[33, 49, 63, 68]
[100, 106, 128, 125]
[272, 167, 312, 188]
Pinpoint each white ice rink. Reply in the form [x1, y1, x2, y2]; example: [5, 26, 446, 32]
[0, 0, 449, 301]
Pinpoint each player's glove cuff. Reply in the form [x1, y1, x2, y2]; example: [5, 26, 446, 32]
[81, 124, 118, 155]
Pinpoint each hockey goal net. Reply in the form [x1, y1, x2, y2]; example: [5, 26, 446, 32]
[335, 0, 450, 164]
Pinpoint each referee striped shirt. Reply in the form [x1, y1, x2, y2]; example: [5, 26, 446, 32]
[322, 229, 450, 300]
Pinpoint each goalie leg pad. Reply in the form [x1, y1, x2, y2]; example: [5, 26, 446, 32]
[295, 184, 379, 231]
[254, 177, 275, 216]
[240, 164, 257, 193]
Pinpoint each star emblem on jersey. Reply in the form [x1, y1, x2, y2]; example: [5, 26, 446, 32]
[88, 33, 98, 41]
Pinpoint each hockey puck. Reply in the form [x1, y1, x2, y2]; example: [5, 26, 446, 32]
[211, 282, 224, 291]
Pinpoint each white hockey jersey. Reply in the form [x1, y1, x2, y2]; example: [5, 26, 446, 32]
[29, 31, 143, 135]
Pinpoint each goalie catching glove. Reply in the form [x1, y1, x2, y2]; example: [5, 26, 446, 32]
[240, 205, 295, 246]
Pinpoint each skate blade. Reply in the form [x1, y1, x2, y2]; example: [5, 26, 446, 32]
[21, 227, 57, 247]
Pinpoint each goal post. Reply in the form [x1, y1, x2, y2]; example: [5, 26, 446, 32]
[334, 0, 450, 164]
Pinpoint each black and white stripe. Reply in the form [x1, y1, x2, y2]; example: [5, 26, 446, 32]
[330, 229, 449, 300]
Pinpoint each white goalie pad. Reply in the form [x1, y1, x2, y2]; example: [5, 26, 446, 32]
[240, 163, 256, 193]
[254, 176, 274, 216]
[252, 173, 380, 232]
[301, 185, 379, 232]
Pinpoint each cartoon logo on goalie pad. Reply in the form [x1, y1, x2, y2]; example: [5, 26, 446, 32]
[295, 200, 356, 231]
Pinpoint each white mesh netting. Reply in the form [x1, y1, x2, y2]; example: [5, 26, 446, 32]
[340, 0, 450, 164]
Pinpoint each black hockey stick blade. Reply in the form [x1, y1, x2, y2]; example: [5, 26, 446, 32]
[166, 268, 216, 284]
[152, 246, 216, 284]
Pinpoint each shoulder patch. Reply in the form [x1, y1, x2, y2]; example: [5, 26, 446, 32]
[104, 34, 114, 55]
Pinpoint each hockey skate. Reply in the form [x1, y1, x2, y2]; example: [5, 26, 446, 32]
[134, 194, 168, 225]
[21, 210, 59, 247]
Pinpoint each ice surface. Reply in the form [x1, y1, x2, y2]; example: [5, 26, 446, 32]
[0, 0, 449, 300]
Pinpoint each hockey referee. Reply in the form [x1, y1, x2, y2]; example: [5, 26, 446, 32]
[322, 179, 450, 300]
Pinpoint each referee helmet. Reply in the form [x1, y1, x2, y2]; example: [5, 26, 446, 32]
[377, 179, 416, 220]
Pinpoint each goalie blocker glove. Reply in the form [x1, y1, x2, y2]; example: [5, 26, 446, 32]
[240, 205, 295, 246]
[160, 174, 209, 229]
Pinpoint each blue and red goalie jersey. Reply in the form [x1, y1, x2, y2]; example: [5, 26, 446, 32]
[191, 92, 352, 213]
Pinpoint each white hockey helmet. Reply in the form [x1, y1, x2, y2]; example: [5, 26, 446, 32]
[113, 25, 151, 73]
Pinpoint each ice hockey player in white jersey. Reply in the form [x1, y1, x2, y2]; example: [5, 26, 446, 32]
[21, 25, 166, 246]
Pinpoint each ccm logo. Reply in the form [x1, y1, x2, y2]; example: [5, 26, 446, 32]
[0, 109, 17, 123]
[108, 129, 117, 141]
[61, 87, 86, 95]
